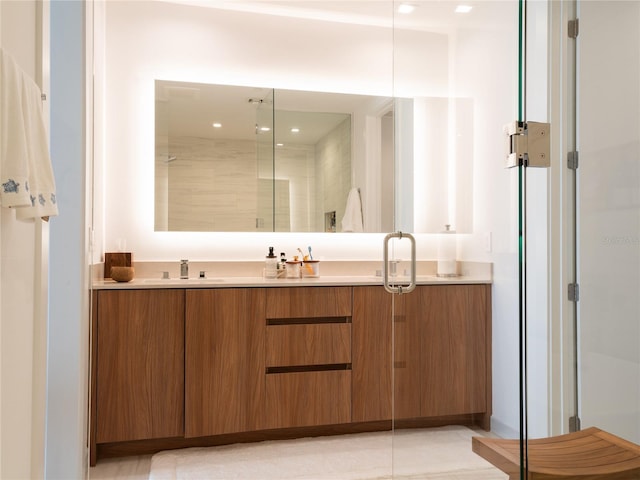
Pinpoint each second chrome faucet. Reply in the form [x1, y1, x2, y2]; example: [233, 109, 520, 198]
[180, 259, 189, 279]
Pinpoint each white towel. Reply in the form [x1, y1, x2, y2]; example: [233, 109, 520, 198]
[341, 187, 363, 232]
[0, 48, 58, 220]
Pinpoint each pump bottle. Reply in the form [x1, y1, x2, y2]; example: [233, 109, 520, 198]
[265, 247, 277, 278]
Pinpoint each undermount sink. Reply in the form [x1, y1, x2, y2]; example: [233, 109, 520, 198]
[142, 278, 225, 284]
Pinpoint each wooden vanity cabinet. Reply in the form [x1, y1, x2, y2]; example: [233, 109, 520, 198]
[91, 282, 491, 464]
[185, 288, 266, 437]
[264, 287, 353, 429]
[399, 284, 491, 421]
[419, 284, 490, 419]
[393, 286, 423, 419]
[352, 284, 491, 425]
[94, 289, 185, 444]
[352, 286, 393, 422]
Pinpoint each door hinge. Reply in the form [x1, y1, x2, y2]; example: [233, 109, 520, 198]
[568, 151, 579, 170]
[568, 283, 580, 302]
[569, 415, 581, 432]
[568, 19, 579, 39]
[505, 121, 551, 168]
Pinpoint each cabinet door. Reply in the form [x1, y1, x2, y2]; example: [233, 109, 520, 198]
[185, 288, 266, 437]
[266, 286, 352, 319]
[266, 323, 351, 367]
[420, 285, 489, 417]
[265, 370, 351, 429]
[393, 288, 423, 419]
[352, 286, 393, 422]
[96, 289, 185, 443]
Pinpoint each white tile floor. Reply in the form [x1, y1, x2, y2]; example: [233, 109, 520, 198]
[89, 427, 508, 480]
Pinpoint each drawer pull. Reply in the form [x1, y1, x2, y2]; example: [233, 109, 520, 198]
[267, 316, 350, 326]
[266, 363, 351, 374]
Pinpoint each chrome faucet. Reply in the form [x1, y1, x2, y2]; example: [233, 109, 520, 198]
[180, 259, 189, 279]
[389, 259, 400, 277]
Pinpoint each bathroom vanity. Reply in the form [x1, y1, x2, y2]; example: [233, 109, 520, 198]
[89, 278, 491, 465]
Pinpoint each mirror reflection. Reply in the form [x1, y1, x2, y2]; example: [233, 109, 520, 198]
[155, 80, 394, 233]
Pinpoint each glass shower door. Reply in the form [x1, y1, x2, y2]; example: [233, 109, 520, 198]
[390, 1, 524, 478]
[575, 1, 640, 443]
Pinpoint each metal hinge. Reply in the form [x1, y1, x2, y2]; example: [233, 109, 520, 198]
[568, 19, 579, 39]
[568, 283, 580, 302]
[504, 121, 551, 168]
[569, 415, 581, 432]
[568, 151, 579, 170]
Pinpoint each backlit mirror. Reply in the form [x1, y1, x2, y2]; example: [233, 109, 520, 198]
[155, 80, 395, 232]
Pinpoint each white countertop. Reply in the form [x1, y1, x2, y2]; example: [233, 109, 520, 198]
[93, 274, 491, 290]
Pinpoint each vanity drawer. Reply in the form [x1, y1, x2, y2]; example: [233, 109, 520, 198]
[266, 287, 352, 319]
[265, 370, 351, 428]
[266, 323, 351, 367]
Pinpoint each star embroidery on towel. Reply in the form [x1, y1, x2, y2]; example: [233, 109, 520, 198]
[2, 179, 20, 193]
[51, 193, 56, 204]
[25, 180, 29, 192]
[30, 194, 36, 206]
[38, 194, 46, 206]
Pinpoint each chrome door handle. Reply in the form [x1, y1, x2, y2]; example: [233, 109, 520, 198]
[383, 231, 416, 294]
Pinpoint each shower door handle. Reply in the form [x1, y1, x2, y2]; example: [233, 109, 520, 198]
[383, 231, 416, 294]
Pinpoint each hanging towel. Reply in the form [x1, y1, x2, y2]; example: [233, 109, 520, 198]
[341, 187, 363, 232]
[0, 48, 58, 220]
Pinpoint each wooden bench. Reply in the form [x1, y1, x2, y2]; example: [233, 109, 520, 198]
[472, 427, 640, 479]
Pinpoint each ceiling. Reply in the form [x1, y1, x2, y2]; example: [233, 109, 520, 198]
[157, 0, 512, 32]
[158, 80, 391, 146]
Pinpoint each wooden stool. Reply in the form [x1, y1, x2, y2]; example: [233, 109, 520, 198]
[472, 427, 640, 479]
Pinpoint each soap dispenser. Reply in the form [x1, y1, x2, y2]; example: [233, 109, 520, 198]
[265, 247, 277, 278]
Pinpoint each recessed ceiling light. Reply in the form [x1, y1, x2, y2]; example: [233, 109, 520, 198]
[290, 127, 300, 133]
[260, 126, 271, 132]
[212, 122, 222, 128]
[276, 143, 284, 147]
[398, 3, 415, 14]
[455, 5, 473, 13]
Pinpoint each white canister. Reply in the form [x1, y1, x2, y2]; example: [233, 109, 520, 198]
[285, 260, 302, 278]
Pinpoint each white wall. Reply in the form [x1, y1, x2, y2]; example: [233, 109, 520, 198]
[451, 16, 524, 437]
[97, 1, 450, 262]
[450, 2, 553, 440]
[46, 1, 88, 478]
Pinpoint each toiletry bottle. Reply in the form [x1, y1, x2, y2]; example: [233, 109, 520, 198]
[277, 252, 287, 278]
[265, 247, 277, 278]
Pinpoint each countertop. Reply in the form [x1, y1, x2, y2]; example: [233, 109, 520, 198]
[93, 274, 492, 290]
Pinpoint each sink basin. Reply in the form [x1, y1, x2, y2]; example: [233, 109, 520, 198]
[142, 278, 225, 284]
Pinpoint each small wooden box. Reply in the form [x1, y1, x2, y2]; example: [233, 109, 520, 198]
[104, 252, 132, 279]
